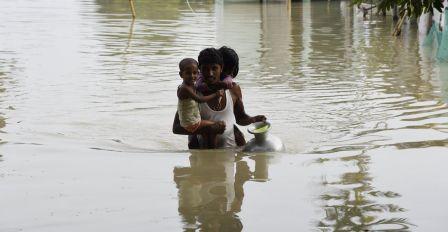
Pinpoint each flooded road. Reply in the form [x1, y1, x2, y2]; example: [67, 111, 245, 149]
[1, 0, 448, 231]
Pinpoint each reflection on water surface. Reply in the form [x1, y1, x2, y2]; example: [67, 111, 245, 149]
[174, 151, 273, 231]
[315, 151, 412, 231]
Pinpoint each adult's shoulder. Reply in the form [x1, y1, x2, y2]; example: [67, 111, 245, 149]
[229, 83, 242, 100]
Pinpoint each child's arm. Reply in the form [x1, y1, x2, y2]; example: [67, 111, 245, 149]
[178, 85, 223, 103]
[195, 75, 206, 91]
[196, 80, 210, 93]
[217, 75, 234, 89]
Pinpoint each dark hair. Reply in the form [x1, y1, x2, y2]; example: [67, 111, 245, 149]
[198, 48, 223, 68]
[179, 58, 198, 71]
[218, 46, 239, 77]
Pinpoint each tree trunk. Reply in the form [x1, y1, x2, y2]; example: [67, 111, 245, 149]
[393, 13, 406, 36]
[393, 4, 398, 21]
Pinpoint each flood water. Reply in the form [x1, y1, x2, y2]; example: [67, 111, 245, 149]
[1, 0, 448, 231]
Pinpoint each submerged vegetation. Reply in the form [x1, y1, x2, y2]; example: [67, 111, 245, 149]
[352, 0, 445, 18]
[353, 0, 446, 37]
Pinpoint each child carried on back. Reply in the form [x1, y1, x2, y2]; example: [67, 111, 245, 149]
[195, 46, 238, 93]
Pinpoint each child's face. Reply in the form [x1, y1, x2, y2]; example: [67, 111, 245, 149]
[179, 63, 199, 85]
[200, 63, 222, 86]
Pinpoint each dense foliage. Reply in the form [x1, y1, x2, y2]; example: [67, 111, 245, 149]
[352, 0, 445, 17]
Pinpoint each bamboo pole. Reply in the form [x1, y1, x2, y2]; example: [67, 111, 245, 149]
[287, 0, 291, 19]
[129, 0, 136, 18]
[392, 12, 406, 36]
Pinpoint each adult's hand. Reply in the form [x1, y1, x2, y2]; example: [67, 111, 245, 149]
[251, 115, 267, 123]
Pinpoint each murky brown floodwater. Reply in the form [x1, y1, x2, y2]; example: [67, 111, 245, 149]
[1, 0, 448, 231]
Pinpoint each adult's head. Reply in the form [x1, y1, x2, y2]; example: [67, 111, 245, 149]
[218, 46, 239, 78]
[198, 48, 223, 88]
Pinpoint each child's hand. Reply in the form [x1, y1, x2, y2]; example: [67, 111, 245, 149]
[216, 90, 224, 98]
[218, 81, 234, 90]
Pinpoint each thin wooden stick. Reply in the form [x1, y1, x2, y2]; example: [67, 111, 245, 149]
[185, 0, 195, 13]
[129, 0, 136, 18]
[287, 0, 291, 18]
[392, 12, 406, 36]
[125, 18, 135, 53]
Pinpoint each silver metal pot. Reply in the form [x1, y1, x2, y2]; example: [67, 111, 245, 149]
[242, 122, 285, 152]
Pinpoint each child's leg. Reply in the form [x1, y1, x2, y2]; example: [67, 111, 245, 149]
[195, 120, 225, 148]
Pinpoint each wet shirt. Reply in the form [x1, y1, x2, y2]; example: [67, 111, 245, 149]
[178, 97, 201, 127]
[198, 90, 237, 148]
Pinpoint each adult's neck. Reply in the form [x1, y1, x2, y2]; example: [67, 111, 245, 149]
[205, 88, 226, 111]
[199, 83, 220, 95]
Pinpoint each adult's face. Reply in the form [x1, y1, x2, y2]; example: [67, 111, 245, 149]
[200, 63, 222, 89]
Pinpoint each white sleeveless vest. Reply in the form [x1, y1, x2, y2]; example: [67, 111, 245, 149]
[198, 90, 236, 148]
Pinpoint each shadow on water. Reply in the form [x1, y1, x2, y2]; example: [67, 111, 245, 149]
[313, 150, 414, 231]
[173, 150, 273, 231]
